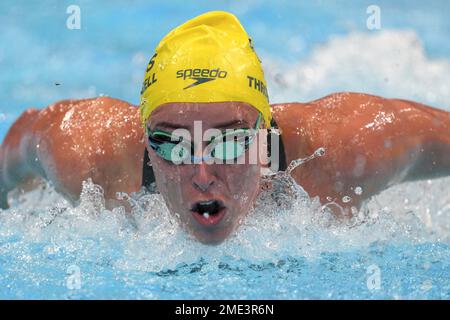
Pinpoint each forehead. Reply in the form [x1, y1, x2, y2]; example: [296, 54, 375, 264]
[148, 102, 258, 128]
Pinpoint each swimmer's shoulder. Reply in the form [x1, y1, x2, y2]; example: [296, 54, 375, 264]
[31, 96, 139, 132]
[270, 92, 392, 125]
[269, 92, 388, 159]
[31, 96, 145, 203]
[32, 95, 144, 176]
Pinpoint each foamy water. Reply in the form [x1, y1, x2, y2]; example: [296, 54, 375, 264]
[1, 166, 449, 299]
[264, 30, 450, 110]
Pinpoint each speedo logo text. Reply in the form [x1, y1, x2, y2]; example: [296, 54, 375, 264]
[177, 68, 228, 89]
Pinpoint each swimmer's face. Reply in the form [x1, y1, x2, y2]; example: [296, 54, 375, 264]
[147, 102, 265, 244]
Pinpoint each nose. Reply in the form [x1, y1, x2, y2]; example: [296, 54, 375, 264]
[192, 161, 215, 192]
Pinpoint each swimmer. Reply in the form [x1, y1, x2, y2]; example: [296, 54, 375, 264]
[1, 11, 449, 244]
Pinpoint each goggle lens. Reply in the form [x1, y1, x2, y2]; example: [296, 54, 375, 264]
[147, 113, 261, 164]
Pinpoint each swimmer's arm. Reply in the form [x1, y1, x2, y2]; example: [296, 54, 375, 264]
[0, 98, 146, 211]
[0, 147, 7, 208]
[391, 99, 450, 182]
[278, 93, 450, 215]
[346, 97, 450, 208]
[0, 108, 44, 209]
[0, 192, 6, 209]
[350, 97, 450, 200]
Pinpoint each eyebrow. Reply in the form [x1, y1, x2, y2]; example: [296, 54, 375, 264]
[151, 119, 250, 131]
[151, 122, 190, 130]
[215, 119, 250, 129]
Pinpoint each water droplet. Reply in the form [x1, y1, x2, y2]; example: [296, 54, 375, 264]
[420, 280, 433, 292]
[354, 186, 363, 195]
[342, 196, 352, 203]
[315, 147, 325, 157]
[384, 139, 392, 148]
[286, 147, 326, 174]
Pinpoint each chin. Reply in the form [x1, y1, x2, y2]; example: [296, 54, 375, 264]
[191, 225, 234, 245]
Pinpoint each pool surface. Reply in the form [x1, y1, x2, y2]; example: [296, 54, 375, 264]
[0, 175, 449, 299]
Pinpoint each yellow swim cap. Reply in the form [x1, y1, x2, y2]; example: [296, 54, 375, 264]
[140, 11, 272, 128]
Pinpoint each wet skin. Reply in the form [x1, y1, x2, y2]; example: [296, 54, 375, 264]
[1, 93, 449, 243]
[148, 103, 263, 243]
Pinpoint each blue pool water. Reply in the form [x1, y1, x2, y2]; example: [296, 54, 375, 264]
[1, 1, 450, 299]
[1, 176, 450, 299]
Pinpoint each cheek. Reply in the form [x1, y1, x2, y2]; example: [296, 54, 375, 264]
[221, 136, 263, 191]
[222, 164, 261, 204]
[150, 157, 186, 206]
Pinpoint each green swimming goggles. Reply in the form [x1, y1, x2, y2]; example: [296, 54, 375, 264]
[146, 113, 262, 164]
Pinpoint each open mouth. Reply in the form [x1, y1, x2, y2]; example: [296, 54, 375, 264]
[190, 200, 226, 226]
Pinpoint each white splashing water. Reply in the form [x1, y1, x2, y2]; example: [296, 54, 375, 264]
[1, 158, 449, 273]
[263, 30, 450, 111]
